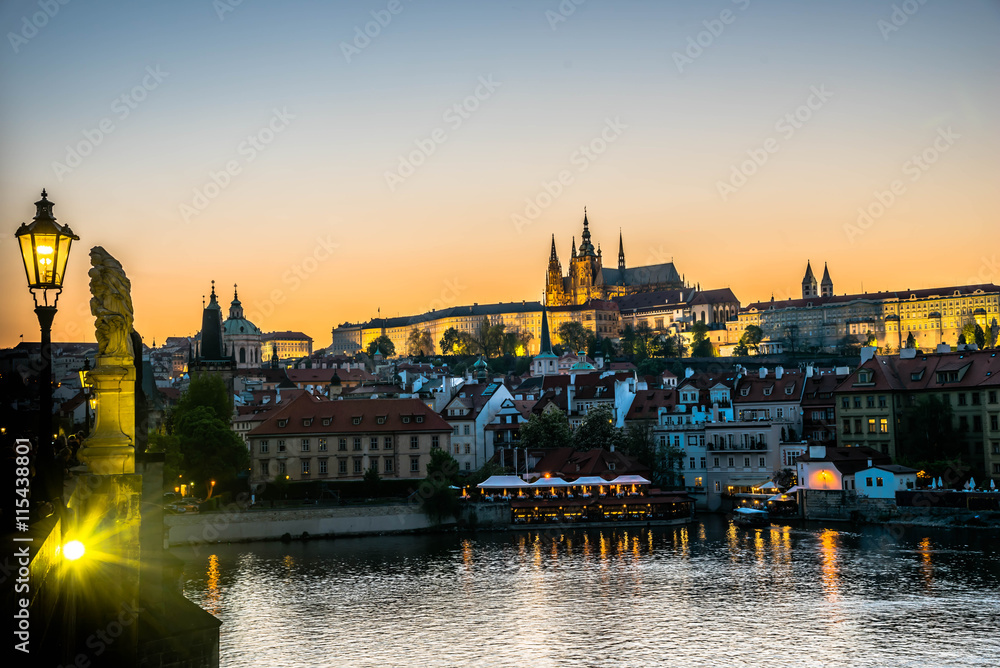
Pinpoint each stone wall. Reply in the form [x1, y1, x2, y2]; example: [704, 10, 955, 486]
[166, 503, 444, 546]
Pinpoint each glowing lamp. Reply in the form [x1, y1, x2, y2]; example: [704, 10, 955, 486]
[63, 540, 86, 561]
[15, 191, 78, 296]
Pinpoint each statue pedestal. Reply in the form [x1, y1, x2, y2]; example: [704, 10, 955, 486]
[78, 356, 136, 475]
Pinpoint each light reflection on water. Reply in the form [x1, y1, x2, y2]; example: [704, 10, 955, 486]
[176, 517, 1000, 668]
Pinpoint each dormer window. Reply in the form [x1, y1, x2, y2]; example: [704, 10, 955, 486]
[322, 418, 331, 426]
[277, 419, 288, 428]
[763, 388, 772, 396]
[785, 386, 794, 395]
[303, 418, 312, 427]
[377, 416, 386, 425]
[741, 387, 750, 396]
[352, 417, 361, 425]
[415, 416, 424, 423]
[402, 416, 411, 424]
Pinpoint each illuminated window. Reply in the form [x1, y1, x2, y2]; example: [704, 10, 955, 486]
[868, 419, 876, 434]
[879, 418, 888, 434]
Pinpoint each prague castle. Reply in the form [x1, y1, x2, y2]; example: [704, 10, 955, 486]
[545, 210, 686, 306]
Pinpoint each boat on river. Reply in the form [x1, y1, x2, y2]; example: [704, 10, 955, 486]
[733, 507, 769, 526]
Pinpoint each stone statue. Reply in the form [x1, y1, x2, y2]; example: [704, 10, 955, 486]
[89, 246, 134, 360]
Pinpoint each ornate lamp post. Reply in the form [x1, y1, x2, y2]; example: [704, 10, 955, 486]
[78, 358, 92, 437]
[15, 189, 79, 506]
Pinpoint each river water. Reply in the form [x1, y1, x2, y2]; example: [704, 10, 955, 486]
[175, 517, 1000, 668]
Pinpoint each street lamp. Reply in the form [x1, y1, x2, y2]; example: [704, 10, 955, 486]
[78, 358, 92, 438]
[15, 190, 79, 508]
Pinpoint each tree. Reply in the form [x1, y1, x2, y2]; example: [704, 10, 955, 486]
[690, 322, 714, 357]
[439, 327, 462, 355]
[636, 358, 668, 377]
[367, 335, 395, 358]
[632, 323, 656, 361]
[620, 324, 636, 356]
[897, 395, 963, 465]
[426, 448, 461, 486]
[420, 449, 462, 523]
[363, 465, 382, 497]
[621, 420, 681, 487]
[172, 405, 250, 490]
[501, 328, 533, 356]
[974, 324, 986, 349]
[174, 373, 231, 424]
[961, 319, 977, 347]
[557, 321, 589, 353]
[738, 325, 764, 355]
[905, 331, 916, 350]
[151, 374, 249, 492]
[990, 318, 999, 348]
[572, 404, 623, 452]
[783, 324, 800, 354]
[407, 327, 433, 357]
[865, 332, 878, 347]
[518, 408, 572, 450]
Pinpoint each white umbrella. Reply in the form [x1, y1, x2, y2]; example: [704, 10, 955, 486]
[929, 479, 936, 490]
[937, 477, 944, 489]
[963, 481, 970, 491]
[991, 479, 996, 491]
[969, 477, 976, 490]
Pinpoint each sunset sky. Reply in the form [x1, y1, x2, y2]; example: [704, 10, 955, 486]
[2, 0, 998, 349]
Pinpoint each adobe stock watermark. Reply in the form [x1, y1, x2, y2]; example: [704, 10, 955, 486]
[7, 0, 72, 54]
[672, 0, 751, 74]
[213, 0, 246, 21]
[384, 75, 501, 192]
[51, 66, 169, 182]
[716, 85, 833, 202]
[340, 0, 414, 63]
[178, 107, 294, 222]
[877, 0, 931, 41]
[843, 126, 959, 244]
[244, 233, 338, 324]
[511, 116, 627, 233]
[545, 0, 588, 31]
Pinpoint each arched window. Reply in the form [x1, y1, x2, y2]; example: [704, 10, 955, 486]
[240, 348, 246, 363]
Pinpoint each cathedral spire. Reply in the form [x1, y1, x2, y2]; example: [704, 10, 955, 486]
[579, 207, 596, 257]
[618, 228, 626, 273]
[571, 236, 576, 258]
[550, 234, 558, 261]
[539, 305, 553, 355]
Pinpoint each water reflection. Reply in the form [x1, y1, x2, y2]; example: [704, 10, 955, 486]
[176, 519, 1000, 668]
[918, 536, 934, 589]
[204, 554, 220, 616]
[819, 529, 841, 603]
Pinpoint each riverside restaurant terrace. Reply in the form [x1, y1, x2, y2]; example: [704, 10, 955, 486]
[473, 475, 695, 527]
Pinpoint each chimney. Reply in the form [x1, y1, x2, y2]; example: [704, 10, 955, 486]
[775, 366, 783, 379]
[860, 347, 876, 364]
[685, 367, 694, 378]
[805, 364, 814, 378]
[759, 367, 767, 379]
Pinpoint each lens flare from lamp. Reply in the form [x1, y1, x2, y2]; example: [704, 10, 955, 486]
[64, 540, 86, 561]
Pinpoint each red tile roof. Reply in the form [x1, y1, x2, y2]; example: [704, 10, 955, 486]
[248, 394, 451, 436]
[625, 389, 677, 420]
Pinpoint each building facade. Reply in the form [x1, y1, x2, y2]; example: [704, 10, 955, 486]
[739, 265, 1000, 353]
[248, 394, 452, 485]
